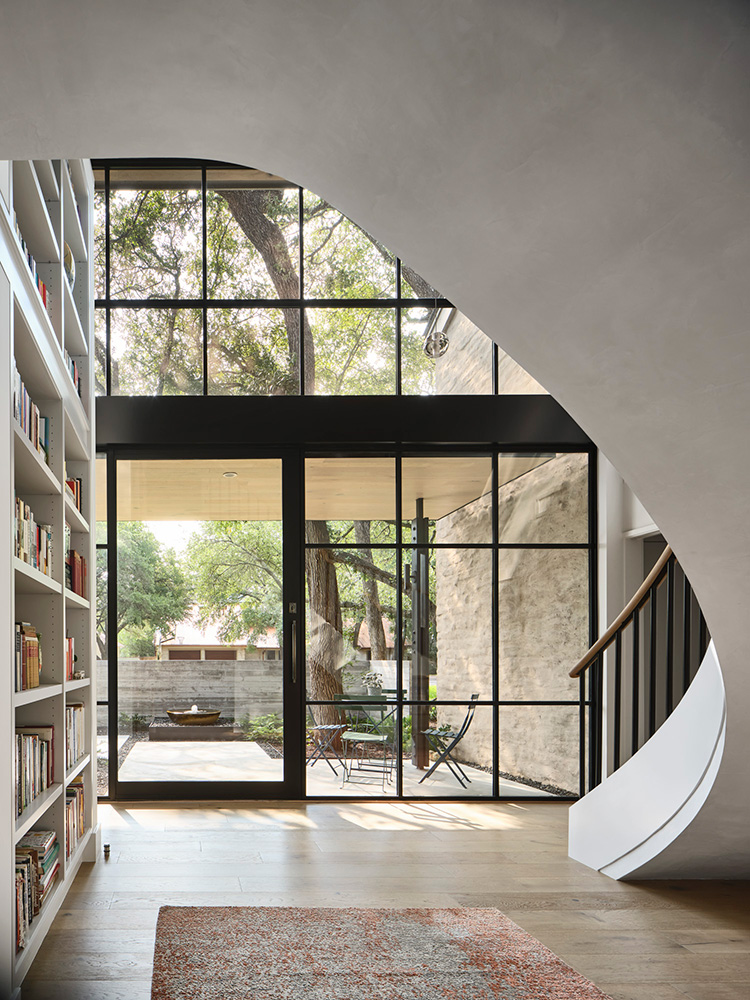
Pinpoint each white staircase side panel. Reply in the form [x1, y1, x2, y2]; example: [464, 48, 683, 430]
[569, 642, 725, 878]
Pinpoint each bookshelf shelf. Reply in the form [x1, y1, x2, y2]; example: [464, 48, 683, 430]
[64, 494, 89, 534]
[65, 754, 90, 785]
[13, 683, 63, 708]
[3, 158, 96, 996]
[62, 277, 86, 356]
[12, 877, 62, 980]
[64, 677, 90, 694]
[61, 166, 86, 263]
[64, 588, 89, 610]
[63, 406, 88, 462]
[11, 161, 59, 263]
[14, 784, 63, 842]
[63, 826, 92, 875]
[12, 305, 59, 402]
[13, 558, 61, 595]
[13, 422, 60, 495]
[32, 160, 60, 203]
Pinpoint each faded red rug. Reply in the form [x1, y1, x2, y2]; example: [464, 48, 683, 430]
[151, 906, 612, 999]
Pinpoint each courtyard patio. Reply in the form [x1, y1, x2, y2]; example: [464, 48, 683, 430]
[106, 739, 551, 798]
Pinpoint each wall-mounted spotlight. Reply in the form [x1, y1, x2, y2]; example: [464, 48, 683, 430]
[423, 328, 449, 358]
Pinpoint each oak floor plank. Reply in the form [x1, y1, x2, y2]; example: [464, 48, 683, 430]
[20, 801, 750, 999]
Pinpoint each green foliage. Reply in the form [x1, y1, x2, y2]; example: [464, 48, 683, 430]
[100, 180, 439, 400]
[118, 712, 151, 733]
[184, 520, 283, 644]
[97, 521, 192, 658]
[239, 713, 284, 742]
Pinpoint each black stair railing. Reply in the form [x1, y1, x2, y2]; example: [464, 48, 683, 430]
[572, 546, 710, 790]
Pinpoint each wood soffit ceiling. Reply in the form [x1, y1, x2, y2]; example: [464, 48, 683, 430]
[98, 455, 551, 523]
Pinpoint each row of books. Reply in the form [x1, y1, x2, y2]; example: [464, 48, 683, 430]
[65, 776, 85, 858]
[15, 726, 54, 817]
[65, 547, 87, 598]
[16, 830, 60, 951]
[64, 472, 83, 513]
[64, 349, 82, 397]
[15, 621, 42, 692]
[64, 522, 88, 597]
[65, 704, 85, 771]
[13, 212, 54, 319]
[65, 635, 77, 681]
[12, 362, 50, 465]
[15, 495, 52, 576]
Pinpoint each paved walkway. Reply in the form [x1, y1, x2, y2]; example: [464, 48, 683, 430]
[116, 740, 550, 797]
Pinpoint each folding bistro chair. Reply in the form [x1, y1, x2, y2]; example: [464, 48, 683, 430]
[335, 694, 396, 790]
[306, 711, 347, 774]
[419, 694, 480, 787]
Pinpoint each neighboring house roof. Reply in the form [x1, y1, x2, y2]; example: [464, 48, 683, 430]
[357, 618, 395, 649]
[157, 611, 280, 649]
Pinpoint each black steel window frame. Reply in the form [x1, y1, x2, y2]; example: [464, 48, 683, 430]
[95, 434, 596, 803]
[93, 160, 487, 398]
[302, 444, 596, 802]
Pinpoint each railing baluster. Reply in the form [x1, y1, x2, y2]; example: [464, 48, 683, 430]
[591, 656, 603, 789]
[665, 557, 675, 716]
[683, 573, 692, 694]
[649, 583, 658, 737]
[631, 609, 640, 756]
[613, 631, 622, 771]
[571, 545, 708, 789]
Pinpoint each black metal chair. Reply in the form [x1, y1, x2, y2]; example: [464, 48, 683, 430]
[334, 694, 396, 789]
[306, 717, 347, 774]
[419, 694, 480, 787]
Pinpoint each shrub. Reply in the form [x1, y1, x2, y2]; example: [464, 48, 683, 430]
[239, 713, 284, 742]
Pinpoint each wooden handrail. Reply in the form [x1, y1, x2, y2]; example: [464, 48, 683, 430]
[570, 545, 673, 678]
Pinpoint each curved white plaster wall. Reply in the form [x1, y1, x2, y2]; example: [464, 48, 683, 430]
[1, 0, 749, 873]
[569, 643, 726, 879]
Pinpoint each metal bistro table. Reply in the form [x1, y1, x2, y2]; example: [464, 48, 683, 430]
[334, 694, 398, 790]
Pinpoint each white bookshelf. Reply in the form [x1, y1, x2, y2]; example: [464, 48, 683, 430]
[0, 158, 97, 998]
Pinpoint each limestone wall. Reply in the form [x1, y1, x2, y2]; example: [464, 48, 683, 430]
[434, 453, 589, 794]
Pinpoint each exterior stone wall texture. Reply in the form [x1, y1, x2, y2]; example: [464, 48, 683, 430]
[431, 313, 588, 793]
[435, 453, 589, 793]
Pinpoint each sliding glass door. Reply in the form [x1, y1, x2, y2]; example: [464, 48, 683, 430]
[108, 453, 302, 799]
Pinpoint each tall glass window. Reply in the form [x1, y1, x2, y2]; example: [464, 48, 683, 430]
[303, 449, 593, 799]
[94, 161, 549, 399]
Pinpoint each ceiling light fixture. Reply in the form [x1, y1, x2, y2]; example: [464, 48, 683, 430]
[223, 471, 238, 479]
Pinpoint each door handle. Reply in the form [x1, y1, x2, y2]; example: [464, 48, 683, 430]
[291, 619, 297, 684]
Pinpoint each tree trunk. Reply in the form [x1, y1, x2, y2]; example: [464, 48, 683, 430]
[354, 521, 387, 660]
[305, 520, 345, 729]
[221, 189, 315, 392]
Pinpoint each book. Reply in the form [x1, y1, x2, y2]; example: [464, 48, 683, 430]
[15, 726, 54, 815]
[15, 621, 42, 690]
[65, 705, 85, 770]
[65, 776, 85, 857]
[16, 830, 59, 948]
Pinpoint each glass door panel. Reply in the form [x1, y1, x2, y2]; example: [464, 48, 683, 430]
[114, 457, 290, 791]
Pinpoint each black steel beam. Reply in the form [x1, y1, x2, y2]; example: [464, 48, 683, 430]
[97, 395, 591, 450]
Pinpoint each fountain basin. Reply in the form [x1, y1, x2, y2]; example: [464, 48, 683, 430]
[166, 709, 222, 726]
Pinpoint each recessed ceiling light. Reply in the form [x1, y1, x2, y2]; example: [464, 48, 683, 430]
[223, 471, 238, 479]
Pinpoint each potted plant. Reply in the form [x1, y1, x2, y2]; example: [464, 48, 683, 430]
[362, 670, 383, 696]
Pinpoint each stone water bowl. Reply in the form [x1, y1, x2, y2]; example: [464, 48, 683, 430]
[166, 707, 222, 726]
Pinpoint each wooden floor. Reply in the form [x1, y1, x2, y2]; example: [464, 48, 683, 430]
[22, 800, 750, 1000]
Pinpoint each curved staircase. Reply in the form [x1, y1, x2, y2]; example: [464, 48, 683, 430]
[568, 548, 726, 878]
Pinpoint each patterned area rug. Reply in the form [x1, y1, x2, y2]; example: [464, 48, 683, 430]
[151, 906, 613, 999]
